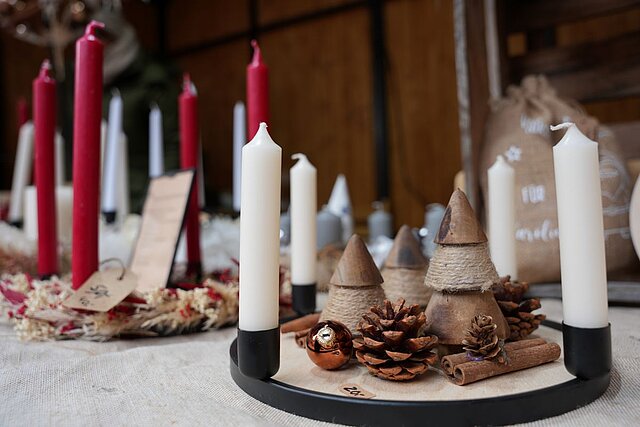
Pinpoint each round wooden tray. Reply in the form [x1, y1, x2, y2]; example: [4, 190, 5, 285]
[229, 321, 610, 426]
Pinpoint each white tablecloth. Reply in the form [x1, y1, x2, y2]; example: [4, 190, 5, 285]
[1, 299, 639, 426]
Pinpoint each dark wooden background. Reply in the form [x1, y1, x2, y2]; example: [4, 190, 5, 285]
[1, 0, 638, 231]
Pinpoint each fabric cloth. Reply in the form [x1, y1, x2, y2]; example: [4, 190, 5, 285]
[1, 299, 638, 426]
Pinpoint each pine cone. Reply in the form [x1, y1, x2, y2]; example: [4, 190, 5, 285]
[353, 299, 438, 381]
[462, 315, 503, 361]
[492, 276, 546, 341]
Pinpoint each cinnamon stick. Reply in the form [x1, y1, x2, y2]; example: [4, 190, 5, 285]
[294, 328, 310, 348]
[448, 342, 561, 385]
[281, 313, 320, 334]
[441, 338, 546, 375]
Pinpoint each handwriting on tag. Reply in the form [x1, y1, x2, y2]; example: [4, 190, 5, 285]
[338, 384, 375, 399]
[63, 269, 138, 312]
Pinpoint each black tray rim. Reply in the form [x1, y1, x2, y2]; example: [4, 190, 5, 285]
[229, 320, 610, 426]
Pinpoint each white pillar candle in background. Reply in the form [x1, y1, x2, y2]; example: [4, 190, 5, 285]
[149, 103, 164, 178]
[552, 122, 608, 328]
[233, 101, 246, 212]
[116, 133, 130, 222]
[488, 155, 517, 279]
[55, 131, 65, 186]
[102, 91, 123, 216]
[327, 174, 354, 244]
[23, 185, 73, 244]
[239, 122, 281, 331]
[290, 153, 317, 285]
[8, 121, 34, 224]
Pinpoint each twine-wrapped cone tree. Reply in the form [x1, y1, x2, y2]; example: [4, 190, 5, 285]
[423, 189, 509, 351]
[320, 235, 386, 332]
[382, 225, 431, 307]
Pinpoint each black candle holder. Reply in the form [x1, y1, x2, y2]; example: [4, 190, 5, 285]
[562, 322, 612, 380]
[291, 283, 316, 315]
[102, 210, 116, 224]
[237, 327, 280, 379]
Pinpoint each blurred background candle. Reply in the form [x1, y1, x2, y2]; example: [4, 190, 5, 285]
[233, 101, 245, 213]
[239, 122, 281, 332]
[72, 21, 104, 290]
[102, 89, 123, 224]
[290, 153, 317, 314]
[33, 60, 58, 277]
[8, 121, 34, 226]
[327, 174, 353, 244]
[316, 206, 342, 249]
[552, 122, 608, 328]
[179, 73, 202, 276]
[246, 40, 269, 140]
[24, 186, 73, 245]
[149, 103, 164, 178]
[116, 133, 129, 222]
[55, 132, 65, 186]
[488, 155, 517, 279]
[367, 201, 393, 241]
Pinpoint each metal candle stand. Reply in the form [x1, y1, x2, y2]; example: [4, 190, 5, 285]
[230, 320, 612, 426]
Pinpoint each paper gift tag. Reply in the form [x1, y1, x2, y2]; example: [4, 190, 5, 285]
[63, 269, 138, 312]
[338, 384, 375, 399]
[130, 169, 195, 293]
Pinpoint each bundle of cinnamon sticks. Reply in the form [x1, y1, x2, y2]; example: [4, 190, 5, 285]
[441, 338, 561, 385]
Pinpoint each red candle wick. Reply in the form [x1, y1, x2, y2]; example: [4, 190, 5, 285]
[182, 73, 194, 94]
[85, 20, 105, 37]
[250, 39, 263, 65]
[38, 59, 52, 79]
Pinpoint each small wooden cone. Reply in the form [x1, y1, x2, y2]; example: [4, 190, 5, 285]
[436, 189, 487, 245]
[329, 234, 383, 287]
[384, 225, 428, 269]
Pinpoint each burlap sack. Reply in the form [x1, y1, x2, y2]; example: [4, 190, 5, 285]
[480, 75, 634, 283]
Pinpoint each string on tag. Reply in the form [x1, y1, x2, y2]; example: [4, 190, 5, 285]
[99, 258, 126, 280]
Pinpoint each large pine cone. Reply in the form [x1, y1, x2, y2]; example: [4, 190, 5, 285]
[353, 299, 438, 381]
[493, 276, 546, 341]
[462, 315, 503, 361]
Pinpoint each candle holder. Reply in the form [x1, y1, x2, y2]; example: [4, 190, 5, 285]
[562, 323, 612, 380]
[237, 327, 280, 379]
[103, 210, 116, 224]
[291, 284, 316, 315]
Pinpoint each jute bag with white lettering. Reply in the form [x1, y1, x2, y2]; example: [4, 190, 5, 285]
[481, 76, 635, 283]
[480, 78, 560, 283]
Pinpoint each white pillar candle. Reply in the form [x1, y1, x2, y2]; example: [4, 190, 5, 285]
[149, 104, 164, 178]
[290, 153, 317, 285]
[102, 91, 123, 216]
[233, 101, 246, 212]
[8, 121, 35, 224]
[116, 133, 130, 222]
[239, 122, 281, 331]
[54, 131, 65, 186]
[552, 122, 608, 328]
[327, 174, 354, 243]
[488, 155, 517, 279]
[23, 185, 73, 244]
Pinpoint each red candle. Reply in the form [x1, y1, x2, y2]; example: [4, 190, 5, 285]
[179, 73, 202, 276]
[17, 97, 29, 129]
[246, 40, 269, 140]
[33, 60, 58, 277]
[72, 21, 104, 289]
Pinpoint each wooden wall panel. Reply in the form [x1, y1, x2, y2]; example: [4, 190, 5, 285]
[385, 0, 461, 227]
[257, 0, 354, 25]
[260, 8, 375, 224]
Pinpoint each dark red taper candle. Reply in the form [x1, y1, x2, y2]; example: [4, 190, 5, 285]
[246, 40, 269, 140]
[179, 73, 202, 276]
[72, 21, 104, 289]
[33, 60, 58, 277]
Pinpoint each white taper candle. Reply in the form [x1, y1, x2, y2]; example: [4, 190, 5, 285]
[552, 122, 608, 328]
[149, 104, 164, 178]
[290, 153, 317, 285]
[239, 122, 281, 331]
[233, 101, 246, 212]
[102, 90, 123, 216]
[54, 131, 65, 186]
[488, 155, 517, 279]
[8, 121, 34, 224]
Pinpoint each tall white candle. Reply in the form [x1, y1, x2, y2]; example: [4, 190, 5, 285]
[100, 119, 107, 177]
[116, 133, 130, 222]
[488, 155, 517, 279]
[198, 142, 206, 208]
[327, 174, 354, 243]
[24, 185, 73, 244]
[8, 121, 35, 224]
[552, 122, 608, 328]
[102, 90, 123, 216]
[290, 153, 317, 285]
[233, 101, 246, 212]
[149, 104, 164, 178]
[54, 131, 65, 186]
[239, 122, 281, 331]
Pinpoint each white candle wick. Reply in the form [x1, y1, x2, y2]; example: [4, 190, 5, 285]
[550, 122, 574, 132]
